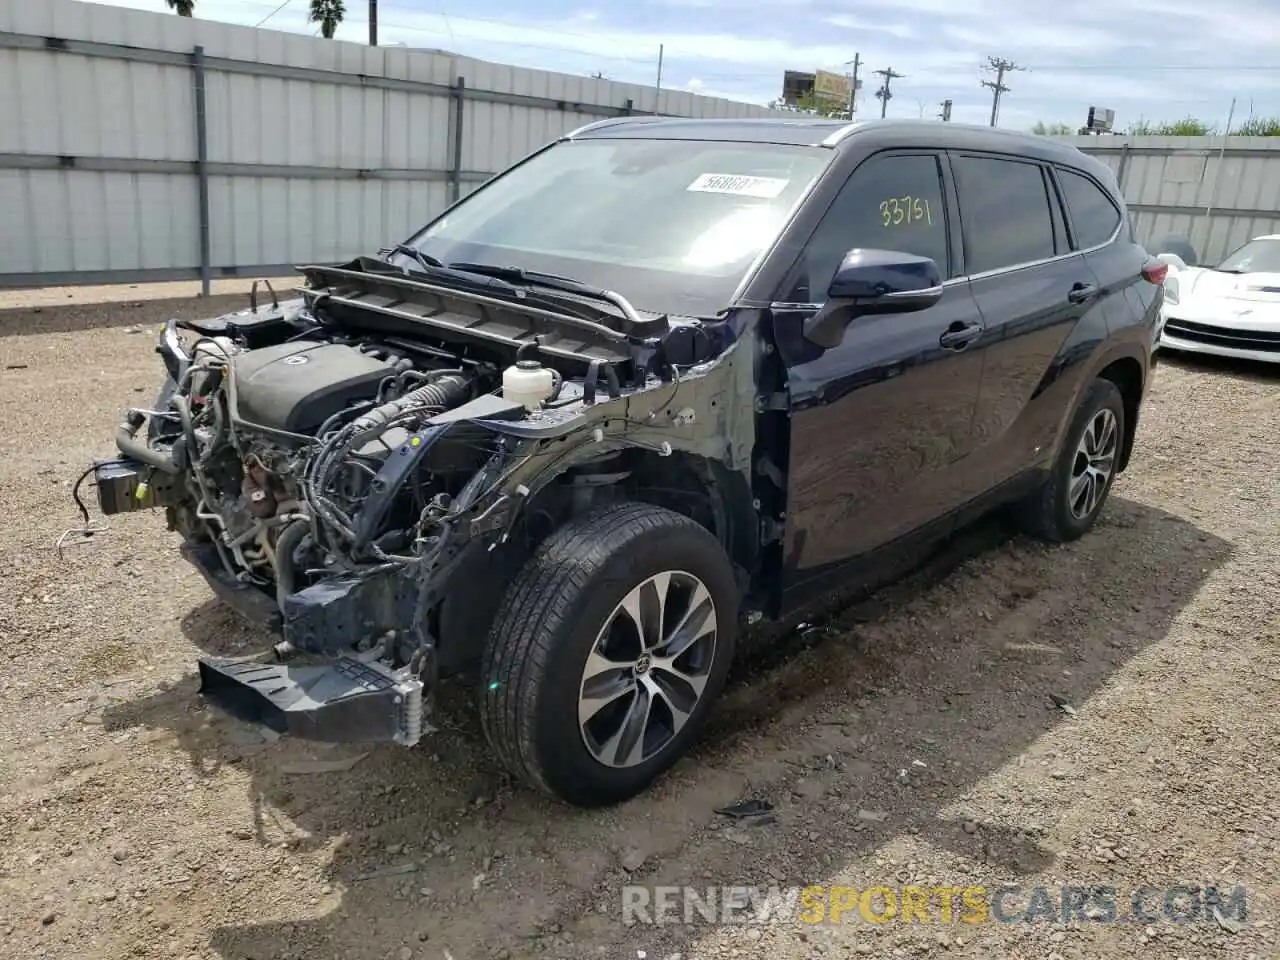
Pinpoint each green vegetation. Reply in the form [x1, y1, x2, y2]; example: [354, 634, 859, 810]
[1032, 115, 1280, 137]
[768, 92, 850, 119]
[1031, 121, 1074, 135]
[165, 0, 194, 14]
[1233, 116, 1280, 136]
[309, 0, 346, 39]
[1126, 117, 1216, 136]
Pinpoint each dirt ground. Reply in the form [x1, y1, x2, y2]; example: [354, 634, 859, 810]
[1, 287, 1278, 960]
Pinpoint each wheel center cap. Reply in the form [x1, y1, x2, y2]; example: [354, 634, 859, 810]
[634, 654, 652, 676]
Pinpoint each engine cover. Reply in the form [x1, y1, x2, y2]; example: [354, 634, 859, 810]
[231, 341, 391, 434]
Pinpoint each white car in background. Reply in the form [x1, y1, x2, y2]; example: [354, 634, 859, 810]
[1156, 235, 1280, 363]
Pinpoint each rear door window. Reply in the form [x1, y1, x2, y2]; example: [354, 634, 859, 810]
[950, 154, 1056, 274]
[1056, 167, 1123, 249]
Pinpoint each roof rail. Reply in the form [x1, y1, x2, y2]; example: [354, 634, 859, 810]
[820, 121, 865, 147]
[564, 115, 650, 139]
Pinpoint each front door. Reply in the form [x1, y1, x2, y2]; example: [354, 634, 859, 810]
[771, 151, 986, 603]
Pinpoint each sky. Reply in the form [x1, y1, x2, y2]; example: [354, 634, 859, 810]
[84, 0, 1280, 130]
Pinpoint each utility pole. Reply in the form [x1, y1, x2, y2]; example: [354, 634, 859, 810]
[656, 44, 664, 93]
[938, 98, 953, 121]
[981, 56, 1023, 127]
[368, 0, 378, 46]
[845, 53, 861, 120]
[873, 66, 903, 119]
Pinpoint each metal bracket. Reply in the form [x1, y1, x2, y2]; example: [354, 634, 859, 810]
[754, 392, 789, 413]
[755, 454, 785, 489]
[760, 515, 784, 544]
[469, 493, 512, 537]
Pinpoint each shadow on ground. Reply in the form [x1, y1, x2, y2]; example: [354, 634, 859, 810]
[102, 495, 1232, 960]
[1157, 348, 1280, 384]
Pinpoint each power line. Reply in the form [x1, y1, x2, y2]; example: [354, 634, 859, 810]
[254, 0, 294, 28]
[227, 0, 1280, 73]
[873, 66, 903, 119]
[981, 56, 1024, 127]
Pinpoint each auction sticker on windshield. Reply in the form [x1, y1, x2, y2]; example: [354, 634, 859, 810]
[687, 173, 790, 198]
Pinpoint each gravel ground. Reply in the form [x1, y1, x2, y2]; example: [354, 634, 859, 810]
[1, 287, 1278, 960]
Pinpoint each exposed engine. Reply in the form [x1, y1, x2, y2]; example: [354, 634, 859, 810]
[138, 330, 515, 601]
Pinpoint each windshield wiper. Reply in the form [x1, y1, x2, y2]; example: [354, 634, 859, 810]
[1213, 266, 1245, 274]
[386, 243, 444, 272]
[446, 261, 646, 328]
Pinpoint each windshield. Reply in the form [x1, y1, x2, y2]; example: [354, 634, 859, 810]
[1216, 237, 1280, 274]
[402, 138, 833, 317]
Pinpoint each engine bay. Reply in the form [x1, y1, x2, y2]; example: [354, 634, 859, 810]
[94, 257, 734, 672]
[83, 258, 748, 747]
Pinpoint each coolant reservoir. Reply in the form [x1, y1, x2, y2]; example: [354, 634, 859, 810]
[502, 360, 556, 412]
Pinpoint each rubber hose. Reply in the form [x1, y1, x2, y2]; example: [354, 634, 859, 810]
[116, 412, 179, 474]
[274, 519, 309, 613]
[350, 372, 471, 434]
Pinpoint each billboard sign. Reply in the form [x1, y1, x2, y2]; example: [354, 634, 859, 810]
[814, 70, 852, 102]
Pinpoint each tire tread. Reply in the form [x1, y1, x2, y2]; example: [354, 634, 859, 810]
[479, 501, 717, 801]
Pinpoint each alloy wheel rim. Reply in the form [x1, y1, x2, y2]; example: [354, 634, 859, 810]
[577, 570, 718, 769]
[1069, 407, 1118, 520]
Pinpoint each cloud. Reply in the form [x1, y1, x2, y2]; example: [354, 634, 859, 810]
[79, 0, 1280, 127]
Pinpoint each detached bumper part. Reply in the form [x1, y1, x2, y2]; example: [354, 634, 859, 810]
[198, 655, 425, 746]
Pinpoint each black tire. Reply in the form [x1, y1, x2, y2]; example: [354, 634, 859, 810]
[1015, 378, 1125, 543]
[479, 501, 738, 807]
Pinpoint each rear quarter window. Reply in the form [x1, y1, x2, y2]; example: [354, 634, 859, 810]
[1057, 167, 1123, 249]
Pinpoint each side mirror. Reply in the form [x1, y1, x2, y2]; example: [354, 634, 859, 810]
[803, 249, 944, 348]
[1155, 252, 1187, 272]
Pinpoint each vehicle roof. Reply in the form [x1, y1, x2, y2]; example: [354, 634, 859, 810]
[567, 116, 1104, 175]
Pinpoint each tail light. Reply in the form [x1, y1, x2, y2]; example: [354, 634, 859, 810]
[1141, 261, 1169, 285]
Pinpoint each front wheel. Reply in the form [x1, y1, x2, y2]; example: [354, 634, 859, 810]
[1014, 377, 1125, 543]
[479, 501, 739, 807]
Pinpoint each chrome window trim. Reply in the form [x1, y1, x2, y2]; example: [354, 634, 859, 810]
[882, 284, 944, 298]
[770, 225, 1126, 302]
[953, 219, 1123, 284]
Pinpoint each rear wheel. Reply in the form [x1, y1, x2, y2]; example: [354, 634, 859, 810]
[1015, 378, 1124, 542]
[479, 501, 738, 807]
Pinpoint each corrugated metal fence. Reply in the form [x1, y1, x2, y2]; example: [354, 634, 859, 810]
[0, 0, 785, 290]
[1062, 135, 1280, 265]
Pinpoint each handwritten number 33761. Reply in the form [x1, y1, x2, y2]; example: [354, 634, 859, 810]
[879, 196, 933, 227]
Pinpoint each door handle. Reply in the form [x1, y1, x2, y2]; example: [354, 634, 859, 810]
[1068, 282, 1099, 304]
[939, 321, 983, 350]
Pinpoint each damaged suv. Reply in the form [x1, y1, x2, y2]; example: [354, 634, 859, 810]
[86, 118, 1161, 807]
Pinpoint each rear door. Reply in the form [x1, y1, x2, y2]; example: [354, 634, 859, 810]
[772, 150, 986, 598]
[945, 152, 1104, 494]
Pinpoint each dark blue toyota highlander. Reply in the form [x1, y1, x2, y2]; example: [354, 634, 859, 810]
[88, 117, 1163, 807]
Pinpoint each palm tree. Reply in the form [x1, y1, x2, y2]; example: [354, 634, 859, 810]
[309, 0, 346, 38]
[165, 0, 194, 15]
